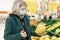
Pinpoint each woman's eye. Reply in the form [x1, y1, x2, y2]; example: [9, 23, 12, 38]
[25, 8, 26, 9]
[21, 8, 26, 10]
[21, 9, 24, 10]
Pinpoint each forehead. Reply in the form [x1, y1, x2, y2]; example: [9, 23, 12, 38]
[19, 5, 26, 9]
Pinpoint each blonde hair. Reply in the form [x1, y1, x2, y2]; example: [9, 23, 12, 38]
[12, 0, 27, 11]
[19, 1, 27, 7]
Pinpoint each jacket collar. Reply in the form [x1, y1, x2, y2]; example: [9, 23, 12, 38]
[9, 14, 26, 19]
[9, 14, 20, 18]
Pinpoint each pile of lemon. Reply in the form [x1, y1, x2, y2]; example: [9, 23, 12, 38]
[35, 22, 60, 35]
[31, 35, 60, 40]
[32, 22, 60, 40]
[47, 22, 60, 31]
[47, 22, 60, 35]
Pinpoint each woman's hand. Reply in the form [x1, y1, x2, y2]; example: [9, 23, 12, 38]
[21, 30, 27, 38]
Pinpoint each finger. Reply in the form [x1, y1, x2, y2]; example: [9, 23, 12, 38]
[23, 34, 27, 37]
[24, 32, 27, 35]
[22, 30, 26, 33]
[24, 31, 26, 34]
[21, 30, 25, 33]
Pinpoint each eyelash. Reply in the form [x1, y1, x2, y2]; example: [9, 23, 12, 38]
[21, 8, 26, 10]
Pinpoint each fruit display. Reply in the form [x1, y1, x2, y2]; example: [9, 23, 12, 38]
[35, 23, 46, 35]
[46, 22, 60, 37]
[47, 22, 60, 31]
[45, 19, 57, 26]
[31, 35, 60, 40]
[31, 19, 60, 40]
[39, 35, 50, 40]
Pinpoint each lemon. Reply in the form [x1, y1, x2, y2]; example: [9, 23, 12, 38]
[44, 35, 50, 40]
[51, 36, 58, 40]
[57, 37, 60, 40]
[39, 36, 45, 40]
[31, 36, 39, 40]
[55, 29, 60, 34]
[39, 35, 50, 40]
[47, 22, 60, 31]
[35, 23, 46, 34]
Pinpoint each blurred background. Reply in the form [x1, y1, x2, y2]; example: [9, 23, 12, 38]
[0, 0, 60, 40]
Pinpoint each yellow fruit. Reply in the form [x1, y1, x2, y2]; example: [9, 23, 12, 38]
[47, 27, 55, 31]
[35, 23, 46, 34]
[39, 35, 50, 40]
[39, 36, 45, 40]
[51, 36, 58, 40]
[57, 37, 60, 40]
[55, 29, 60, 34]
[30, 20, 37, 25]
[44, 35, 50, 38]
[47, 22, 60, 31]
[31, 36, 39, 40]
[44, 35, 50, 40]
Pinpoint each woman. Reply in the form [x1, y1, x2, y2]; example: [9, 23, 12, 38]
[4, 1, 44, 40]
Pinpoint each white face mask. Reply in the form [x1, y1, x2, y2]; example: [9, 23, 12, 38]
[19, 9, 26, 15]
